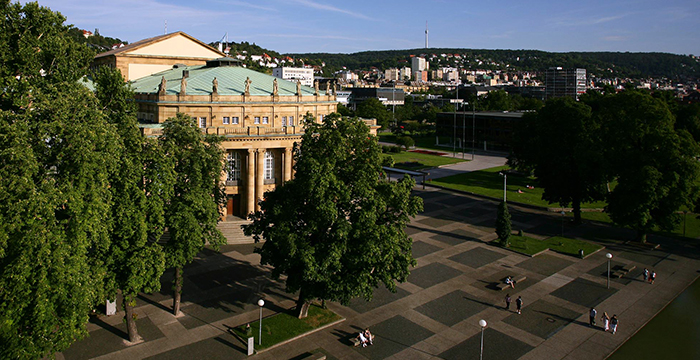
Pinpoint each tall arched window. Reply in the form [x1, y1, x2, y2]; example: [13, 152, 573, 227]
[264, 151, 275, 180]
[226, 151, 240, 182]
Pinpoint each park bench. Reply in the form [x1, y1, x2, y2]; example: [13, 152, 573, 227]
[350, 333, 374, 347]
[496, 275, 527, 290]
[621, 264, 636, 272]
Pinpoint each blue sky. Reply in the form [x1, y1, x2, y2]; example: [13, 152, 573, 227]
[28, 0, 700, 55]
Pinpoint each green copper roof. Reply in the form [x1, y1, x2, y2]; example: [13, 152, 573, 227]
[130, 63, 316, 96]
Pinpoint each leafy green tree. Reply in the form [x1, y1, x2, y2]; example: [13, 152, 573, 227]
[495, 202, 512, 246]
[356, 97, 391, 128]
[480, 90, 513, 111]
[160, 113, 227, 315]
[336, 103, 353, 117]
[244, 114, 423, 318]
[509, 97, 607, 224]
[0, 2, 117, 358]
[93, 67, 173, 343]
[601, 92, 700, 242]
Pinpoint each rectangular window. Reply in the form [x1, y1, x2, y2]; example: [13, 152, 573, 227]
[289, 116, 294, 126]
[232, 116, 239, 124]
[262, 116, 269, 124]
[254, 116, 260, 124]
[282, 116, 287, 126]
[222, 116, 230, 125]
[198, 117, 206, 128]
[319, 114, 323, 122]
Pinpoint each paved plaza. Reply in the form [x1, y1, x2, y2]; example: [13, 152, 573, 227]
[59, 187, 700, 360]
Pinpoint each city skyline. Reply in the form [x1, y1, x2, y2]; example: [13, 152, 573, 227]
[22, 0, 700, 55]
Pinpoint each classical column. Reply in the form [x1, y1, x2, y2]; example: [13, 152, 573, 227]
[284, 147, 292, 182]
[255, 149, 265, 212]
[246, 149, 255, 216]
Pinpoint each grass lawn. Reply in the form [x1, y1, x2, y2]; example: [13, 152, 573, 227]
[431, 165, 607, 209]
[378, 133, 462, 153]
[384, 151, 465, 171]
[573, 211, 700, 240]
[233, 304, 342, 350]
[504, 235, 603, 257]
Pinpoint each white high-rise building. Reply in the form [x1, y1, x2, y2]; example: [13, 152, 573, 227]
[411, 57, 428, 75]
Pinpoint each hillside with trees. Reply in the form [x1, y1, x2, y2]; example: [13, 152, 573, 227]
[288, 48, 700, 79]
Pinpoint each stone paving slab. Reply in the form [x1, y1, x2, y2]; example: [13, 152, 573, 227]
[408, 263, 463, 289]
[550, 278, 618, 308]
[412, 241, 443, 259]
[414, 290, 491, 326]
[347, 286, 411, 314]
[143, 332, 247, 360]
[448, 247, 507, 269]
[438, 327, 534, 360]
[617, 250, 669, 267]
[416, 217, 455, 229]
[502, 299, 582, 339]
[518, 254, 575, 277]
[63, 317, 164, 360]
[429, 232, 471, 246]
[352, 315, 434, 360]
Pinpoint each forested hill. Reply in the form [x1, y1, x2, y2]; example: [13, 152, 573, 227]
[287, 48, 700, 79]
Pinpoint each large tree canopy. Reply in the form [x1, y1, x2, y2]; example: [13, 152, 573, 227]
[601, 91, 700, 242]
[244, 113, 423, 318]
[0, 2, 117, 358]
[509, 97, 607, 223]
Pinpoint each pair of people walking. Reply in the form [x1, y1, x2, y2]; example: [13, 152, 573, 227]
[504, 294, 523, 314]
[600, 312, 619, 334]
[643, 268, 657, 284]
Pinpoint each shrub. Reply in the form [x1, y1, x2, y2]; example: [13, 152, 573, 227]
[396, 136, 415, 150]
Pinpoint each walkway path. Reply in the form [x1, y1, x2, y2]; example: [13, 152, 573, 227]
[59, 188, 700, 360]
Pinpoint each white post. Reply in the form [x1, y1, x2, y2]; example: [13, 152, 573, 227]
[606, 253, 613, 289]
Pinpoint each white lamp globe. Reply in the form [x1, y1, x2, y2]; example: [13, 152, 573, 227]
[479, 319, 487, 328]
[258, 299, 265, 307]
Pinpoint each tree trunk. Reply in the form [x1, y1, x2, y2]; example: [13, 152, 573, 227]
[572, 199, 582, 225]
[636, 230, 647, 244]
[173, 267, 183, 316]
[124, 294, 142, 343]
[296, 288, 310, 319]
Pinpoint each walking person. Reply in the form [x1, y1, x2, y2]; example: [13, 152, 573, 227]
[601, 312, 610, 332]
[516, 296, 523, 315]
[610, 315, 619, 334]
[505, 294, 512, 311]
[589, 307, 597, 326]
[650, 270, 656, 284]
[643, 268, 649, 282]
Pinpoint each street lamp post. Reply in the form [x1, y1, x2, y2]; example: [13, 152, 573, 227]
[499, 172, 507, 202]
[453, 86, 458, 157]
[606, 253, 613, 289]
[479, 319, 487, 360]
[561, 210, 566, 236]
[471, 102, 476, 160]
[257, 299, 265, 345]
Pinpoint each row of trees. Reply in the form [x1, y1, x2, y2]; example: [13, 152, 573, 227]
[509, 91, 700, 242]
[0, 3, 225, 358]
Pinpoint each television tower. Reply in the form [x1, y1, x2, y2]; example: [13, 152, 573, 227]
[425, 21, 429, 48]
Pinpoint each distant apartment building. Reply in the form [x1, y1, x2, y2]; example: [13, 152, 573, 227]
[442, 68, 459, 82]
[337, 70, 359, 82]
[414, 70, 428, 82]
[545, 67, 587, 99]
[400, 67, 412, 80]
[273, 67, 314, 87]
[384, 68, 401, 81]
[411, 57, 428, 75]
